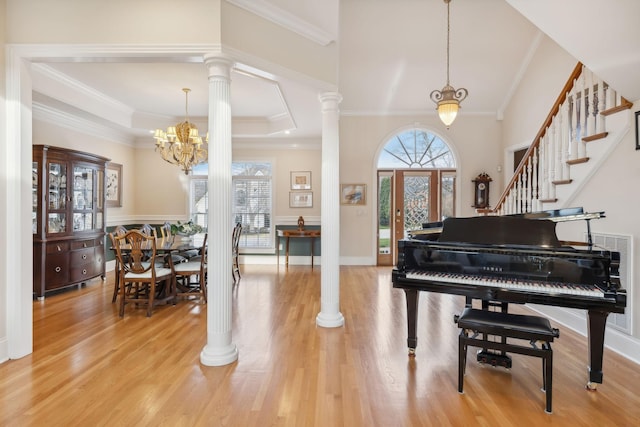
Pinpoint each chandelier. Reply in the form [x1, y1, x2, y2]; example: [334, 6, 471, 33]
[430, 0, 468, 128]
[153, 88, 208, 174]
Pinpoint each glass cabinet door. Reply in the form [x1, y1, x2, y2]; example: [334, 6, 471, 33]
[96, 169, 104, 229]
[72, 166, 94, 231]
[32, 161, 38, 234]
[47, 161, 67, 234]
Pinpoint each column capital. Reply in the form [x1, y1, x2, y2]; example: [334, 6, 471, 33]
[203, 53, 235, 80]
[318, 91, 343, 105]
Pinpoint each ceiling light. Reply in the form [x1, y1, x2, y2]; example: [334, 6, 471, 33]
[153, 88, 208, 174]
[430, 0, 468, 128]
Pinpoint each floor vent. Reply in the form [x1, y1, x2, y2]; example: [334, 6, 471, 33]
[589, 232, 632, 335]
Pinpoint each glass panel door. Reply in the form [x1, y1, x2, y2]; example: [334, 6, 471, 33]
[96, 168, 104, 229]
[402, 172, 433, 235]
[73, 166, 94, 231]
[377, 171, 393, 265]
[47, 161, 67, 234]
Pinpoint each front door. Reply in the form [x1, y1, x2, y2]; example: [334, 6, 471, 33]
[377, 170, 444, 266]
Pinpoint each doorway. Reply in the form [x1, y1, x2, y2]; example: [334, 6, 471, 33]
[377, 169, 455, 266]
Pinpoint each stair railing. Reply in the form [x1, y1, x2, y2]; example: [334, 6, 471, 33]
[492, 62, 631, 215]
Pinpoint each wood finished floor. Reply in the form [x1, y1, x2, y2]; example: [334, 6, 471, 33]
[1, 265, 639, 426]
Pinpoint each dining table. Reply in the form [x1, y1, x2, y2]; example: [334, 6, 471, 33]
[111, 233, 207, 301]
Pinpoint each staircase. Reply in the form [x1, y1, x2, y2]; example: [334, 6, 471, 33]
[492, 63, 633, 215]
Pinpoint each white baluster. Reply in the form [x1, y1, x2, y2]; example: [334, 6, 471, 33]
[596, 75, 605, 133]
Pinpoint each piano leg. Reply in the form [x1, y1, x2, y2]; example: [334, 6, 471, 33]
[586, 309, 610, 390]
[403, 289, 419, 356]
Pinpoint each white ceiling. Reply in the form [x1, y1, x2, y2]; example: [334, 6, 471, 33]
[30, 0, 640, 146]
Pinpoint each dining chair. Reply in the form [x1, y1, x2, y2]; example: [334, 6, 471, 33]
[232, 223, 242, 283]
[173, 233, 208, 302]
[159, 221, 172, 239]
[139, 223, 154, 237]
[110, 226, 129, 303]
[112, 229, 176, 317]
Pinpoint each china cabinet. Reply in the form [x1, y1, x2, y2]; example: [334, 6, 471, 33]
[33, 145, 110, 299]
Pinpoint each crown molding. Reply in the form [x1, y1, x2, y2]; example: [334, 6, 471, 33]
[33, 102, 136, 146]
[226, 0, 335, 46]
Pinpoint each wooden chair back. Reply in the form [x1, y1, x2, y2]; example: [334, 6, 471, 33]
[139, 223, 154, 237]
[114, 230, 156, 275]
[160, 221, 173, 239]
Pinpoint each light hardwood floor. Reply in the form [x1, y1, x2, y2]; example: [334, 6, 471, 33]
[1, 265, 639, 426]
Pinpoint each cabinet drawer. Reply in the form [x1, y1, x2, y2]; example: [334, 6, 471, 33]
[45, 253, 69, 288]
[71, 238, 98, 250]
[47, 242, 70, 254]
[70, 264, 99, 282]
[70, 247, 94, 264]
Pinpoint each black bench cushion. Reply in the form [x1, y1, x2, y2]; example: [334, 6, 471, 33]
[456, 307, 559, 341]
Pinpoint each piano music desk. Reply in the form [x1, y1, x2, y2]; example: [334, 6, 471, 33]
[277, 229, 321, 268]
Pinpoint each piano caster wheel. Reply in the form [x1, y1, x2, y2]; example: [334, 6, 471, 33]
[408, 348, 416, 357]
[586, 382, 598, 391]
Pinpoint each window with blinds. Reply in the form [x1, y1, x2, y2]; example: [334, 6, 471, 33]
[189, 162, 274, 250]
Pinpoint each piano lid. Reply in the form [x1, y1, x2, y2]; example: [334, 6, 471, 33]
[438, 216, 562, 248]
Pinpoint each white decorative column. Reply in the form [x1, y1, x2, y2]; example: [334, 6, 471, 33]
[316, 92, 344, 328]
[200, 53, 238, 366]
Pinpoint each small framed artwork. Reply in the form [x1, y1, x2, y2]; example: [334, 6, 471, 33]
[290, 171, 311, 190]
[105, 162, 122, 207]
[635, 110, 640, 150]
[289, 191, 313, 208]
[341, 184, 366, 205]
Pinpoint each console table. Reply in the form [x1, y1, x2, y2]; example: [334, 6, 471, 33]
[277, 229, 321, 268]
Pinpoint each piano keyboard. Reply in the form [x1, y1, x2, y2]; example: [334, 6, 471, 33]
[405, 270, 605, 298]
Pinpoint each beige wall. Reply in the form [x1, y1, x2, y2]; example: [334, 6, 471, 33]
[222, 1, 338, 86]
[339, 114, 502, 260]
[6, 0, 222, 44]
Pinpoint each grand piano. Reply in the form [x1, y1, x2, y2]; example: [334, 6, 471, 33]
[392, 208, 626, 389]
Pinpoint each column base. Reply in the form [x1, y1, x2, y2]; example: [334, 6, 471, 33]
[316, 311, 345, 328]
[200, 343, 239, 366]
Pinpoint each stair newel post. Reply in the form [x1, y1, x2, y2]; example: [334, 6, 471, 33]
[570, 85, 579, 161]
[539, 137, 548, 203]
[531, 147, 539, 212]
[550, 119, 559, 182]
[547, 131, 557, 202]
[585, 68, 596, 138]
[525, 156, 532, 212]
[520, 172, 526, 214]
[559, 104, 570, 182]
[596, 76, 605, 133]
[577, 72, 588, 159]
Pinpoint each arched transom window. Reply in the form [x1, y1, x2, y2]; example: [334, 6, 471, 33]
[378, 129, 455, 169]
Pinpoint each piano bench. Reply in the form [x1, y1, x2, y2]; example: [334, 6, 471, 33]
[454, 307, 560, 414]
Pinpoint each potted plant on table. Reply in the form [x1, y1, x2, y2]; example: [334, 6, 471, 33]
[171, 220, 205, 237]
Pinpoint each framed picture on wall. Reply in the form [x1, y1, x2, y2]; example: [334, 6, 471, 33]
[290, 171, 311, 190]
[105, 162, 122, 207]
[289, 191, 313, 208]
[340, 184, 366, 205]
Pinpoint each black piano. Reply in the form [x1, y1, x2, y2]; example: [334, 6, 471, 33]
[392, 210, 626, 388]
